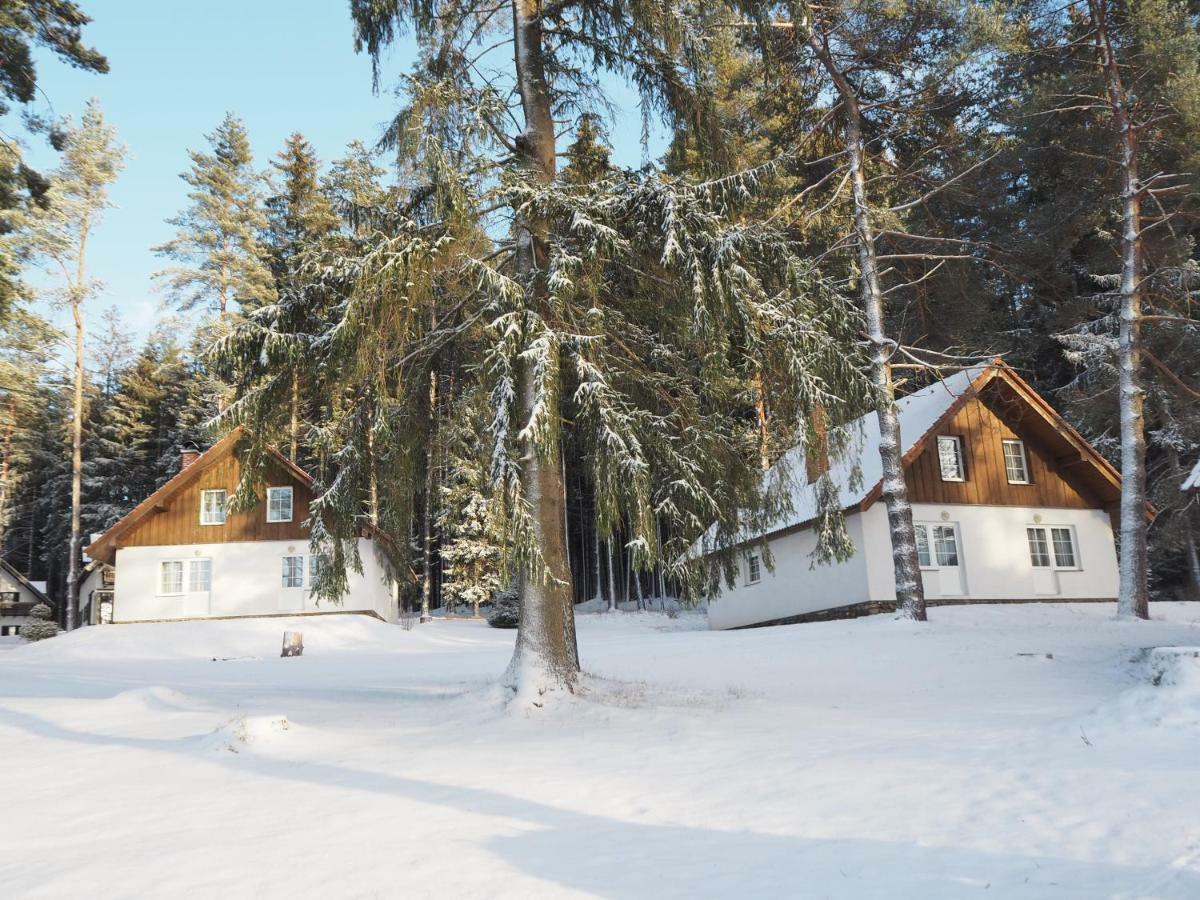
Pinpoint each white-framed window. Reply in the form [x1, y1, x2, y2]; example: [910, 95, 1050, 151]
[159, 560, 184, 595]
[915, 523, 960, 569]
[915, 524, 933, 568]
[282, 555, 304, 588]
[188, 559, 212, 592]
[309, 554, 326, 586]
[937, 436, 965, 482]
[1002, 439, 1030, 484]
[746, 552, 762, 585]
[932, 525, 959, 566]
[1027, 526, 1080, 570]
[267, 486, 294, 523]
[200, 489, 227, 525]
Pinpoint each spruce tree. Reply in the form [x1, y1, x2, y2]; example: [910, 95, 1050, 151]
[154, 114, 275, 320]
[215, 0, 870, 702]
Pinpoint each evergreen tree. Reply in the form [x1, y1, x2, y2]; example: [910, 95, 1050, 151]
[154, 113, 275, 319]
[263, 133, 339, 462]
[216, 0, 870, 703]
[21, 99, 124, 630]
[21, 602, 59, 641]
[0, 1, 107, 316]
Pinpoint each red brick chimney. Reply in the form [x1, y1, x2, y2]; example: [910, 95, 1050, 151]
[180, 443, 201, 471]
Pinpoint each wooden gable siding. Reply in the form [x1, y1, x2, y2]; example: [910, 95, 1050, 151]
[905, 388, 1102, 509]
[117, 454, 311, 549]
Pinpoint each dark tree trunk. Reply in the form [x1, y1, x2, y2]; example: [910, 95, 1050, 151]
[506, 0, 579, 694]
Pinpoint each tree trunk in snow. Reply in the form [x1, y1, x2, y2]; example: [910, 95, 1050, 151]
[1091, 0, 1149, 619]
[590, 503, 602, 603]
[805, 23, 926, 621]
[605, 536, 617, 612]
[66, 299, 85, 631]
[505, 0, 579, 696]
[0, 397, 15, 548]
[421, 369, 437, 623]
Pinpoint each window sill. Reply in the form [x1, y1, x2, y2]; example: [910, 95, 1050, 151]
[939, 477, 965, 483]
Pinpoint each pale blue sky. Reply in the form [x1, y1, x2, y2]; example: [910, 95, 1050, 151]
[19, 1, 658, 352]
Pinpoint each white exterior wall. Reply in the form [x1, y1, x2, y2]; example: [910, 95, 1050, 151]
[710, 503, 1118, 630]
[861, 503, 1118, 603]
[112, 537, 396, 624]
[707, 513, 871, 630]
[0, 568, 48, 633]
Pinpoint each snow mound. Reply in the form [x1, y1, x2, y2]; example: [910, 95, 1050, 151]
[5, 614, 400, 663]
[200, 714, 292, 754]
[1095, 647, 1200, 732]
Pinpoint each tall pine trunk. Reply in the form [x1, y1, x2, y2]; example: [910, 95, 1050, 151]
[66, 299, 85, 631]
[605, 537, 617, 612]
[806, 24, 926, 620]
[505, 0, 579, 694]
[0, 397, 15, 548]
[1092, 0, 1149, 619]
[421, 369, 437, 623]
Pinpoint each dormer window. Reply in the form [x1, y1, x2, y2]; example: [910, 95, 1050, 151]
[200, 489, 227, 525]
[937, 436, 965, 482]
[267, 486, 293, 523]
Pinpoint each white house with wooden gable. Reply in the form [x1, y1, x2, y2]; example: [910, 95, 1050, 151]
[0, 557, 54, 637]
[83, 429, 398, 625]
[701, 362, 1123, 629]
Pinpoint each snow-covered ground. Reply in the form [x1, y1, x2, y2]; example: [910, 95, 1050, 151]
[2, 604, 1200, 899]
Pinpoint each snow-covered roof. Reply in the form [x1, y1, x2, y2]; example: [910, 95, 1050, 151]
[763, 366, 989, 534]
[1183, 458, 1200, 492]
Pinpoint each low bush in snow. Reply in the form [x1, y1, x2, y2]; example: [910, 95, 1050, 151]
[22, 603, 60, 642]
[486, 589, 518, 629]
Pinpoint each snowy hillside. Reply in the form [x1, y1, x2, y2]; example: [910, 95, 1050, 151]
[2, 605, 1200, 898]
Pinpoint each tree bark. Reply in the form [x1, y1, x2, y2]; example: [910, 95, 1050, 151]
[421, 368, 437, 623]
[0, 397, 16, 549]
[505, 0, 579, 695]
[66, 298, 84, 631]
[1092, 0, 1149, 619]
[805, 20, 926, 620]
[289, 369, 300, 463]
[605, 536, 617, 612]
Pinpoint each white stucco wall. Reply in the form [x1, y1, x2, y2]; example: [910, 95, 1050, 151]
[0, 567, 48, 633]
[706, 513, 871, 630]
[861, 503, 1118, 604]
[708, 503, 1119, 630]
[111, 537, 397, 624]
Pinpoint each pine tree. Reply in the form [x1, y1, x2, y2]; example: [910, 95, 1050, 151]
[21, 99, 124, 630]
[154, 113, 275, 319]
[263, 133, 339, 463]
[438, 389, 506, 617]
[0, 1, 107, 316]
[215, 0, 870, 703]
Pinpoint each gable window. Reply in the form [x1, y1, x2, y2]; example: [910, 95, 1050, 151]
[200, 489, 227, 526]
[1002, 439, 1030, 484]
[746, 552, 762, 585]
[937, 436, 965, 482]
[267, 486, 293, 523]
[1027, 526, 1079, 570]
[282, 555, 304, 588]
[159, 561, 184, 595]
